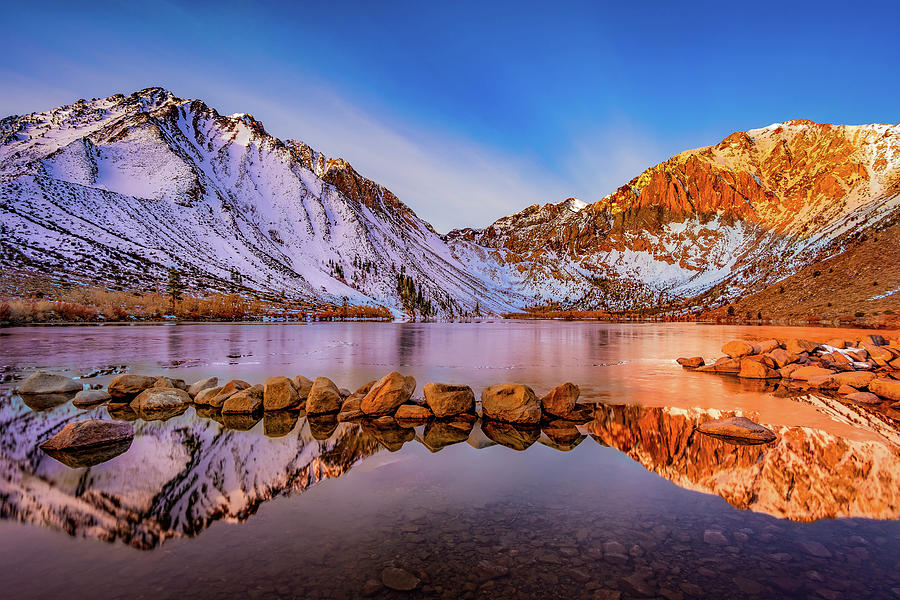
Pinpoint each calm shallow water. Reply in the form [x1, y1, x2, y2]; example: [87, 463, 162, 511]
[2, 321, 900, 599]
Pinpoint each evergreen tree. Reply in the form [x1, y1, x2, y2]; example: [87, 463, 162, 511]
[167, 266, 184, 312]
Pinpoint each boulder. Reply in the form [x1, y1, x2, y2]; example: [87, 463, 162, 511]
[825, 338, 848, 349]
[847, 392, 882, 405]
[108, 374, 156, 400]
[696, 416, 777, 444]
[738, 359, 780, 379]
[870, 379, 900, 402]
[864, 334, 887, 346]
[131, 387, 191, 417]
[72, 389, 112, 408]
[395, 403, 433, 421]
[153, 376, 186, 390]
[355, 380, 377, 395]
[221, 413, 261, 431]
[785, 338, 820, 354]
[263, 376, 300, 411]
[756, 339, 782, 353]
[806, 373, 836, 389]
[790, 366, 835, 381]
[307, 413, 339, 440]
[40, 419, 134, 451]
[541, 382, 580, 417]
[541, 419, 585, 451]
[778, 364, 804, 379]
[481, 383, 541, 424]
[208, 379, 251, 408]
[722, 340, 755, 358]
[17, 370, 82, 395]
[676, 357, 705, 368]
[188, 376, 218, 398]
[222, 384, 265, 414]
[712, 357, 742, 373]
[360, 372, 417, 416]
[743, 354, 776, 368]
[423, 382, 476, 417]
[291, 375, 314, 399]
[831, 371, 876, 389]
[362, 418, 415, 451]
[306, 377, 343, 415]
[481, 420, 540, 450]
[768, 348, 800, 368]
[263, 411, 299, 437]
[863, 344, 895, 365]
[193, 386, 222, 405]
[837, 384, 858, 395]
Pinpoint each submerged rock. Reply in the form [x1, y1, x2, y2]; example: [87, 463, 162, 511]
[541, 382, 580, 418]
[481, 383, 541, 424]
[696, 417, 776, 444]
[381, 567, 419, 591]
[18, 370, 82, 395]
[108, 374, 156, 400]
[40, 419, 134, 451]
[423, 382, 475, 417]
[73, 389, 111, 408]
[361, 372, 416, 416]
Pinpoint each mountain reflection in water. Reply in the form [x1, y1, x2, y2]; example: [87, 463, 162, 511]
[3, 389, 900, 550]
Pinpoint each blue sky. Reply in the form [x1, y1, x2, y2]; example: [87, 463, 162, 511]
[3, 0, 898, 231]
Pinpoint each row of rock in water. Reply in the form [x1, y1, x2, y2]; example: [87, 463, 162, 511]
[16, 369, 590, 425]
[677, 333, 900, 405]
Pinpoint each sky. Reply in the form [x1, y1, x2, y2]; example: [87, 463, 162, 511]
[2, 0, 898, 232]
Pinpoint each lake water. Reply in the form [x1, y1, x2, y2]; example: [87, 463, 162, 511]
[2, 321, 900, 599]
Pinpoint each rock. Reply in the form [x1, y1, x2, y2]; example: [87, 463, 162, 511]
[541, 419, 585, 451]
[696, 416, 777, 444]
[108, 374, 158, 400]
[337, 393, 365, 421]
[291, 375, 314, 399]
[864, 334, 887, 346]
[743, 354, 776, 368]
[193, 386, 222, 405]
[306, 377, 343, 414]
[17, 370, 82, 395]
[800, 540, 832, 558]
[786, 338, 820, 354]
[307, 413, 338, 439]
[722, 340, 755, 358]
[778, 364, 804, 378]
[361, 579, 383, 597]
[481, 383, 541, 424]
[806, 373, 836, 388]
[847, 392, 882, 405]
[711, 357, 742, 373]
[739, 359, 780, 379]
[153, 376, 186, 390]
[476, 560, 509, 581]
[221, 412, 260, 431]
[207, 379, 251, 408]
[187, 376, 218, 397]
[355, 380, 377, 395]
[676, 357, 705, 368]
[756, 339, 782, 353]
[40, 419, 133, 451]
[222, 384, 264, 413]
[395, 403, 433, 421]
[825, 338, 847, 349]
[423, 382, 475, 417]
[703, 530, 728, 545]
[863, 344, 895, 364]
[42, 437, 133, 468]
[361, 372, 417, 416]
[831, 371, 876, 389]
[870, 378, 900, 402]
[790, 366, 835, 381]
[131, 387, 191, 418]
[541, 382, 580, 417]
[72, 389, 111, 407]
[836, 384, 858, 395]
[381, 567, 419, 591]
[362, 419, 415, 451]
[481, 419, 540, 450]
[263, 376, 300, 411]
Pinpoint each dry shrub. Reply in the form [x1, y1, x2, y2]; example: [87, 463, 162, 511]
[55, 302, 97, 321]
[0, 303, 10, 321]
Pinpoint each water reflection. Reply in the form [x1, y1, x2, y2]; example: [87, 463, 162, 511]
[4, 383, 900, 552]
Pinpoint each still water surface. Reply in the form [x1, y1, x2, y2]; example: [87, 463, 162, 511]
[2, 322, 900, 599]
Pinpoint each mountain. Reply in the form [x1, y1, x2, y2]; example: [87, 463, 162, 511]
[2, 89, 898, 317]
[448, 120, 900, 312]
[0, 88, 517, 318]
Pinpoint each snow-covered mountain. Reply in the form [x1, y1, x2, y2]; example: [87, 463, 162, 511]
[2, 89, 898, 315]
[448, 120, 900, 310]
[0, 88, 518, 317]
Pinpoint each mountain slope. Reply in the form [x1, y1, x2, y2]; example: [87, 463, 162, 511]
[448, 120, 900, 311]
[0, 88, 518, 317]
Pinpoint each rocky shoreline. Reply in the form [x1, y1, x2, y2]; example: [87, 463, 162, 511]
[677, 333, 900, 406]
